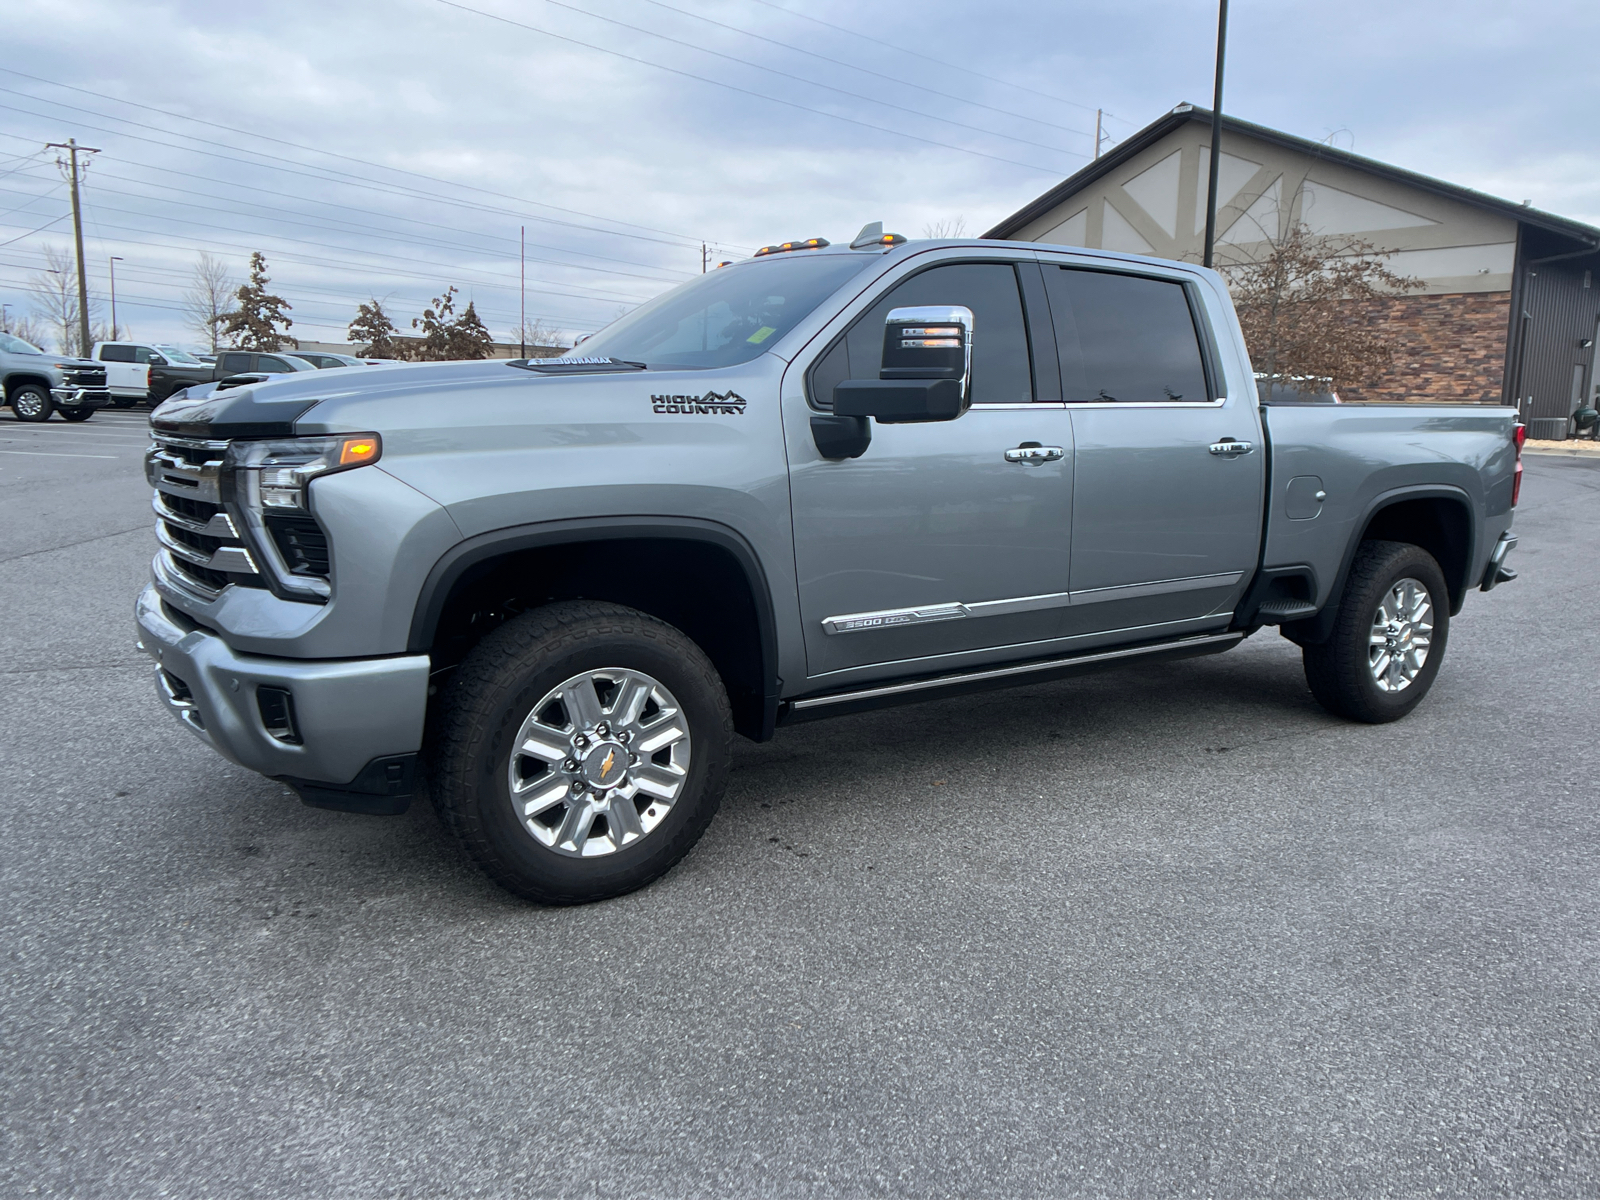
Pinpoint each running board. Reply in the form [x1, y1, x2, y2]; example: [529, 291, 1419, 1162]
[778, 631, 1246, 724]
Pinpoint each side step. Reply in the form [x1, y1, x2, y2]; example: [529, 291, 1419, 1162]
[1254, 598, 1319, 623]
[778, 631, 1245, 724]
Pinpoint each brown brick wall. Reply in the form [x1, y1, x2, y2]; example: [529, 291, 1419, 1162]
[1334, 291, 1510, 404]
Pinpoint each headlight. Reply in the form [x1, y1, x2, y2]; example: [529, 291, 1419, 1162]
[227, 434, 381, 512]
[224, 434, 381, 602]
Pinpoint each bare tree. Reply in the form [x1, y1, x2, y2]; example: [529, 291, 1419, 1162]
[2, 313, 49, 348]
[922, 216, 968, 239]
[511, 317, 566, 354]
[27, 244, 101, 355]
[1218, 221, 1423, 397]
[183, 252, 237, 352]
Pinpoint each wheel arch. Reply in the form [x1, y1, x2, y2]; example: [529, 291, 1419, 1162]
[4, 373, 54, 401]
[1284, 485, 1476, 645]
[410, 517, 781, 742]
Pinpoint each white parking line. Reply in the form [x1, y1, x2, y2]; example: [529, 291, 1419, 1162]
[0, 449, 121, 459]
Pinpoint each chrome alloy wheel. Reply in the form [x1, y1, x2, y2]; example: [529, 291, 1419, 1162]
[1369, 577, 1434, 693]
[506, 668, 691, 858]
[12, 389, 46, 419]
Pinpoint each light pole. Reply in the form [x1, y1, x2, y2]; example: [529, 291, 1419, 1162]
[108, 256, 123, 339]
[1201, 0, 1229, 269]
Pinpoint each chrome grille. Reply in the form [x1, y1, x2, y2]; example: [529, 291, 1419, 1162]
[146, 433, 261, 600]
[61, 364, 106, 387]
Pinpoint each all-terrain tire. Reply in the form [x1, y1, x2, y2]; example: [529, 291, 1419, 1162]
[10, 384, 52, 422]
[1302, 539, 1450, 723]
[430, 600, 732, 905]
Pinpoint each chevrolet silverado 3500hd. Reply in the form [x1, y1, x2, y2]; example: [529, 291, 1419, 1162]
[136, 229, 1522, 904]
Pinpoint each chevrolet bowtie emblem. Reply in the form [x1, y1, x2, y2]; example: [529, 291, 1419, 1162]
[599, 748, 617, 779]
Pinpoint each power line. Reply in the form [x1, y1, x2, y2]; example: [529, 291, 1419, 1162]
[627, 0, 1095, 142]
[0, 68, 747, 252]
[519, 0, 1088, 158]
[741, 0, 1133, 124]
[429, 0, 1071, 175]
[0, 211, 68, 248]
[0, 98, 723, 259]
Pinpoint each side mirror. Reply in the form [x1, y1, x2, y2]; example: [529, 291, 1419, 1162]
[150, 355, 167, 366]
[833, 305, 973, 424]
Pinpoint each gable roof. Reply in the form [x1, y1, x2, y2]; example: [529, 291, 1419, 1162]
[983, 104, 1600, 252]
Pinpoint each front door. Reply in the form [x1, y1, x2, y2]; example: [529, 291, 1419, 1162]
[787, 259, 1075, 682]
[1038, 263, 1263, 635]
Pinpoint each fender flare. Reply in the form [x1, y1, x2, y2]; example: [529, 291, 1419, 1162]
[407, 515, 782, 739]
[1285, 483, 1477, 645]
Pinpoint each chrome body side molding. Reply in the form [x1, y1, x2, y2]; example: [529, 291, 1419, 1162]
[819, 572, 1244, 634]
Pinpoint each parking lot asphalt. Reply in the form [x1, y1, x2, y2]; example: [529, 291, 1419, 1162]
[2, 409, 1597, 1199]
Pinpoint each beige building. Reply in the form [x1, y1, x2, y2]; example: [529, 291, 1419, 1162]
[985, 105, 1600, 435]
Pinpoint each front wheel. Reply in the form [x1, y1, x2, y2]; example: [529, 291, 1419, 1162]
[1302, 540, 1450, 723]
[59, 407, 94, 422]
[430, 600, 732, 905]
[111, 397, 138, 409]
[10, 385, 52, 422]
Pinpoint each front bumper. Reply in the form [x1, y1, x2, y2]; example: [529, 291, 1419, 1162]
[51, 387, 111, 409]
[135, 585, 430, 792]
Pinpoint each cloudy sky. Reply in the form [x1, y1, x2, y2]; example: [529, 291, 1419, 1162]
[2, 0, 1596, 351]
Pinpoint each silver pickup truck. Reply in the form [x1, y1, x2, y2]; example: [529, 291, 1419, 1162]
[136, 230, 1523, 904]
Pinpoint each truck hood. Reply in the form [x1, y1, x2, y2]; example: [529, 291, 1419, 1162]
[150, 359, 526, 438]
[150, 358, 758, 440]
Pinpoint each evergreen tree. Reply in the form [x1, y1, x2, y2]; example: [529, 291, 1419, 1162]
[348, 298, 400, 358]
[447, 300, 494, 359]
[221, 251, 295, 351]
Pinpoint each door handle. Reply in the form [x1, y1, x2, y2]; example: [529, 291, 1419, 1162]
[1208, 439, 1254, 456]
[1004, 444, 1065, 464]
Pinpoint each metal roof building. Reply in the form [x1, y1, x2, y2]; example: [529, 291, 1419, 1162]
[985, 105, 1600, 438]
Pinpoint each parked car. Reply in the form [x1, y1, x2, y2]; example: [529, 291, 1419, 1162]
[94, 341, 217, 406]
[2, 332, 110, 422]
[159, 350, 324, 403]
[137, 229, 1523, 905]
[291, 351, 366, 369]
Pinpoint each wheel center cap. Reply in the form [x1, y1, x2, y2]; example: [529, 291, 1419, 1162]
[580, 741, 627, 789]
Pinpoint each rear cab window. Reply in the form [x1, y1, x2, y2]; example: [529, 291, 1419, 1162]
[1041, 267, 1213, 403]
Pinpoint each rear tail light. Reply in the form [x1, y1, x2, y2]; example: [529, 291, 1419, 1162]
[1511, 421, 1525, 507]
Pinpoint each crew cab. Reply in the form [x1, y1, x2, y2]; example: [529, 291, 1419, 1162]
[94, 341, 217, 407]
[135, 230, 1522, 905]
[2, 332, 109, 421]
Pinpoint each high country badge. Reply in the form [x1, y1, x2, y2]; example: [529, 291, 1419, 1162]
[651, 390, 748, 415]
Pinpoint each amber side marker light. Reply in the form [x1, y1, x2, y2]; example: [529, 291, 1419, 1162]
[339, 436, 380, 466]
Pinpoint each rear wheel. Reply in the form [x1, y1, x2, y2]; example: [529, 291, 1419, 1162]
[111, 397, 138, 409]
[59, 407, 94, 422]
[10, 384, 52, 422]
[1302, 540, 1450, 723]
[430, 600, 732, 905]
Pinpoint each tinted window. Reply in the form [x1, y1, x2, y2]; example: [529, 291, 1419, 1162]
[220, 353, 251, 373]
[100, 345, 135, 362]
[258, 356, 291, 371]
[820, 261, 1031, 407]
[1043, 268, 1210, 403]
[133, 346, 155, 363]
[578, 252, 875, 369]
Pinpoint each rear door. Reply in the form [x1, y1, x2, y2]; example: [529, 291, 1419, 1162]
[218, 352, 251, 379]
[97, 344, 143, 395]
[786, 255, 1075, 682]
[1039, 262, 1263, 636]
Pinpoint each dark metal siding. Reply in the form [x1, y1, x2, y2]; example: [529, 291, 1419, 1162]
[1509, 227, 1600, 433]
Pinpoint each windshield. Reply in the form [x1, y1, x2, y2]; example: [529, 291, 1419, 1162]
[0, 333, 43, 355]
[576, 252, 876, 368]
[153, 344, 203, 364]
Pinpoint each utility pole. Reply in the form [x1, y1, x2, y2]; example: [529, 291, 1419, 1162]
[45, 138, 100, 355]
[1201, 0, 1229, 269]
[520, 226, 526, 359]
[1094, 109, 1103, 160]
[108, 256, 123, 339]
[702, 242, 708, 274]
